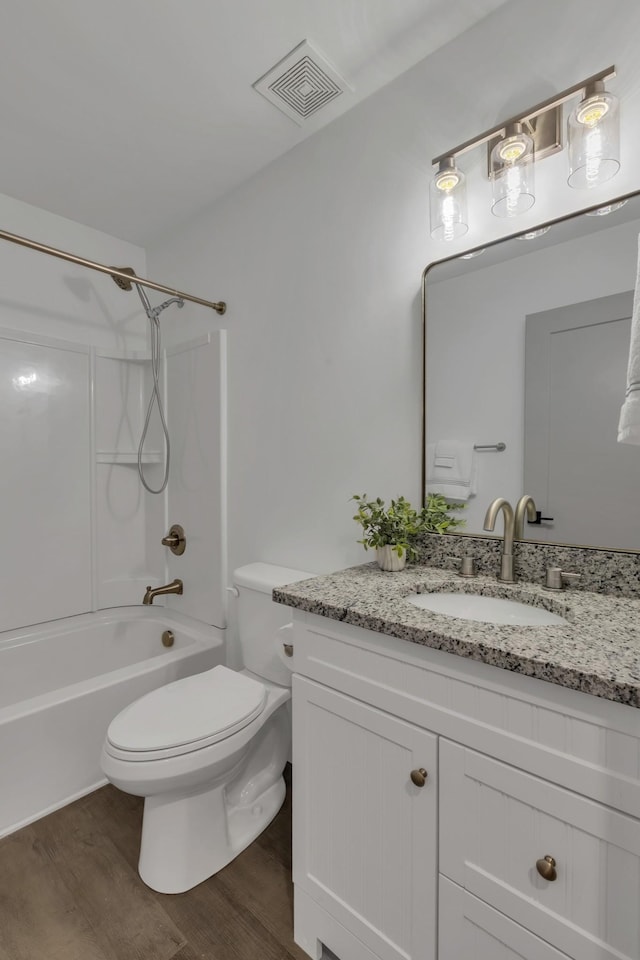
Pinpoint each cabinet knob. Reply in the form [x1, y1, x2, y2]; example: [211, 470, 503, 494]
[536, 855, 557, 881]
[410, 768, 428, 787]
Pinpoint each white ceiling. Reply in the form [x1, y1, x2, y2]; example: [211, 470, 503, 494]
[0, 0, 508, 244]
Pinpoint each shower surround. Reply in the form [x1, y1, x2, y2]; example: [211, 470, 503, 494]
[0, 194, 227, 834]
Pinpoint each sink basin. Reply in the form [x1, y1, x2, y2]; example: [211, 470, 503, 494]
[406, 591, 568, 626]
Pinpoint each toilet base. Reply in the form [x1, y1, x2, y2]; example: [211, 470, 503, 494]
[139, 773, 286, 894]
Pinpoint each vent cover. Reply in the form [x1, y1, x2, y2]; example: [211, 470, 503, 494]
[253, 40, 351, 125]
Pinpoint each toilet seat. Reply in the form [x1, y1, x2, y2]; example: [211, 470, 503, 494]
[105, 665, 267, 761]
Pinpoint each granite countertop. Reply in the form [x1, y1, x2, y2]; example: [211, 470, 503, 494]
[273, 563, 640, 708]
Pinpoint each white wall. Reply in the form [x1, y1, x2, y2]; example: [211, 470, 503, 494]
[0, 192, 148, 352]
[146, 0, 640, 579]
[426, 217, 640, 533]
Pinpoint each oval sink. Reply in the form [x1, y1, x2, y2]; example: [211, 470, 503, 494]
[406, 592, 568, 626]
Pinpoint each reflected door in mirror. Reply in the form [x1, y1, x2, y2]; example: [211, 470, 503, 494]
[524, 292, 639, 549]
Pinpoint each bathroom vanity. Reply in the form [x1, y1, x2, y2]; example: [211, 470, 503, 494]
[276, 564, 640, 960]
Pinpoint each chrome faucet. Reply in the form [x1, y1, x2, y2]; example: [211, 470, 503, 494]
[142, 578, 183, 605]
[514, 495, 537, 540]
[483, 498, 516, 582]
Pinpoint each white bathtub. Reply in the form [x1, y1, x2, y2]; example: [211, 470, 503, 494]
[0, 606, 223, 837]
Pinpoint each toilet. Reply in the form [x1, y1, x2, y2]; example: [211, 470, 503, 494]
[100, 562, 312, 894]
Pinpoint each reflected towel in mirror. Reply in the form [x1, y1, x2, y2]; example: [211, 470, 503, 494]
[618, 234, 640, 445]
[426, 441, 477, 501]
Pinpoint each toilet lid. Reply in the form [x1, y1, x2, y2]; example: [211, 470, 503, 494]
[106, 665, 267, 756]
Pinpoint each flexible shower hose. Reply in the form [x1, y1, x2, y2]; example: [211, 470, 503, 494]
[138, 316, 170, 494]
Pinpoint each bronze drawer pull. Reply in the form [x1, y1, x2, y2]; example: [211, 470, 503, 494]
[410, 768, 428, 787]
[536, 855, 557, 881]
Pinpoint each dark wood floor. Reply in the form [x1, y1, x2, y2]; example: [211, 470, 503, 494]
[0, 769, 312, 960]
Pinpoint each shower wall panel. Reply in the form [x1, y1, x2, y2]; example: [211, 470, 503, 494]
[0, 192, 153, 634]
[94, 354, 163, 608]
[0, 331, 92, 631]
[166, 332, 226, 629]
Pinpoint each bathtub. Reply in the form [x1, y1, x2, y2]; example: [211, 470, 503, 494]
[0, 606, 223, 838]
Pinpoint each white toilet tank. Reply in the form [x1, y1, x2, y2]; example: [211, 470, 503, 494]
[233, 563, 314, 687]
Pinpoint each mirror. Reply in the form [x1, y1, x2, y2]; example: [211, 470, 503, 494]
[423, 192, 640, 552]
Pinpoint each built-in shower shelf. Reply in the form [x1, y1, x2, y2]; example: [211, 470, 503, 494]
[96, 451, 163, 464]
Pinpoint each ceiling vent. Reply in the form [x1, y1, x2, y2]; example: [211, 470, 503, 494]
[253, 40, 352, 125]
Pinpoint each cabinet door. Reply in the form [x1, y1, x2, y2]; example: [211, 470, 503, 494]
[440, 739, 640, 960]
[440, 877, 571, 960]
[293, 675, 437, 960]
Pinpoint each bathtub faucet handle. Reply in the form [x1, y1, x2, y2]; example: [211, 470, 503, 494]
[161, 524, 186, 556]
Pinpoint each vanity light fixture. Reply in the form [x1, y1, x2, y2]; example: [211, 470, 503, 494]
[429, 66, 619, 240]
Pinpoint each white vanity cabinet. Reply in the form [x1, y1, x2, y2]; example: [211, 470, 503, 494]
[290, 611, 640, 960]
[293, 676, 438, 960]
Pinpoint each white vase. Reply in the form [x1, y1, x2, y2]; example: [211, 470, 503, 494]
[376, 545, 406, 572]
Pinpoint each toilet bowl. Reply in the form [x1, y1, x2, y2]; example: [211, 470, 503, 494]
[100, 562, 312, 894]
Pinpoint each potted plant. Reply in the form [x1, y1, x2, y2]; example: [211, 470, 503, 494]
[351, 493, 465, 571]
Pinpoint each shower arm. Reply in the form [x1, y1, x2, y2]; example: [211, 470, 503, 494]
[0, 227, 226, 315]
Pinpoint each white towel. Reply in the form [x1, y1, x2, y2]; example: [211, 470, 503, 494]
[426, 441, 477, 501]
[618, 234, 640, 445]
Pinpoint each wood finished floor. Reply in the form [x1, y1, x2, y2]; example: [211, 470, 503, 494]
[0, 770, 311, 960]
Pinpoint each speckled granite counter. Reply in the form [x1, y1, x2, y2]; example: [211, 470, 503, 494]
[274, 563, 640, 708]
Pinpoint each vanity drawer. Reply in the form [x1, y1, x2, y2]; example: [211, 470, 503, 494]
[293, 612, 640, 818]
[440, 739, 640, 960]
[439, 876, 571, 960]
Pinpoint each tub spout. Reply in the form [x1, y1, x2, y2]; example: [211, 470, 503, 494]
[143, 579, 183, 605]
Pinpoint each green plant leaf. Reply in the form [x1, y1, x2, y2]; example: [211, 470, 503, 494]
[350, 491, 466, 563]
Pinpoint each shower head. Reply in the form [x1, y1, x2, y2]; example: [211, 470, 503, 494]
[110, 266, 183, 322]
[150, 297, 185, 319]
[110, 266, 137, 291]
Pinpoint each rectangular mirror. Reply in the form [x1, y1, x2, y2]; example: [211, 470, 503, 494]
[423, 192, 640, 552]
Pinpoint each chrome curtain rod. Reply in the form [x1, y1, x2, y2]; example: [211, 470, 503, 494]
[0, 227, 226, 315]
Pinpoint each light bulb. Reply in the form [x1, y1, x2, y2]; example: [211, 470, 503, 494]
[491, 123, 535, 218]
[430, 158, 468, 241]
[568, 81, 620, 189]
[497, 135, 529, 163]
[576, 96, 609, 126]
[435, 170, 460, 192]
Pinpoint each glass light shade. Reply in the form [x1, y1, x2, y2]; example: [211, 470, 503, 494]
[430, 159, 468, 241]
[568, 85, 620, 189]
[585, 199, 628, 216]
[515, 226, 551, 240]
[490, 125, 535, 218]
